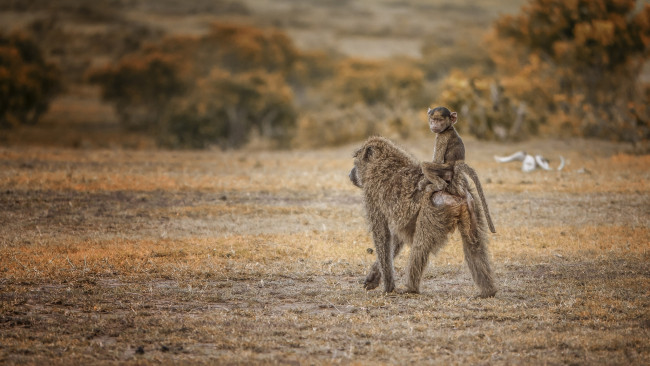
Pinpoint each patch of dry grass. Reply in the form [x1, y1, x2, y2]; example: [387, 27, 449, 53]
[1, 137, 649, 364]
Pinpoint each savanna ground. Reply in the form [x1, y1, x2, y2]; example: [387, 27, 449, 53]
[1, 0, 650, 364]
[1, 137, 649, 365]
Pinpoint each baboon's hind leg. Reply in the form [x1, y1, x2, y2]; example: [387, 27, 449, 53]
[404, 220, 448, 293]
[364, 234, 404, 290]
[458, 211, 496, 298]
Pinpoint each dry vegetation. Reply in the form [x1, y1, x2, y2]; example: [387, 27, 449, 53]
[1, 137, 649, 364]
[0, 0, 531, 149]
[1, 0, 649, 364]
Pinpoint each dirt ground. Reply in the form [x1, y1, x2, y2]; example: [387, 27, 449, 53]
[0, 137, 649, 365]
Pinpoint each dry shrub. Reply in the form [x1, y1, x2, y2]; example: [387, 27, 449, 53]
[290, 50, 337, 87]
[87, 52, 185, 131]
[420, 37, 492, 80]
[439, 0, 650, 145]
[293, 103, 425, 148]
[88, 23, 300, 148]
[293, 58, 427, 147]
[197, 23, 299, 76]
[495, 0, 650, 144]
[0, 31, 61, 129]
[327, 58, 425, 107]
[161, 69, 296, 149]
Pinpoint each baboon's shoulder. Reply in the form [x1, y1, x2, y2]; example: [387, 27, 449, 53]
[364, 136, 418, 166]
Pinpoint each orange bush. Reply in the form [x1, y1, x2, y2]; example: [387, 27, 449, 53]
[328, 58, 424, 107]
[202, 23, 298, 75]
[440, 0, 649, 144]
[161, 69, 296, 149]
[0, 32, 61, 129]
[88, 23, 300, 147]
[492, 0, 650, 142]
[88, 52, 185, 131]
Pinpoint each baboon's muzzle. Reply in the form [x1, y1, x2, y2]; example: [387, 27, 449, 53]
[349, 167, 362, 188]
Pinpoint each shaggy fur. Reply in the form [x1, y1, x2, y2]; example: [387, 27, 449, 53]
[349, 136, 496, 297]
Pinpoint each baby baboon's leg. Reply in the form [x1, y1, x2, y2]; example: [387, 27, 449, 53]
[458, 215, 496, 298]
[364, 234, 404, 290]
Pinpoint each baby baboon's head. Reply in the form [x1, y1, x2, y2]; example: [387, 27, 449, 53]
[427, 106, 457, 134]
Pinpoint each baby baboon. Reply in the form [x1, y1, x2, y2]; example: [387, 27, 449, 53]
[419, 106, 496, 235]
[418, 107, 465, 192]
[349, 136, 496, 297]
[429, 106, 465, 163]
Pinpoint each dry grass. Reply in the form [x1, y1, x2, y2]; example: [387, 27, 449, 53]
[1, 137, 648, 364]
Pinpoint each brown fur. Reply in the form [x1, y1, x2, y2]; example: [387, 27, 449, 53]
[349, 136, 496, 297]
[419, 107, 467, 192]
[433, 126, 465, 163]
[428, 106, 465, 164]
[422, 161, 497, 234]
[420, 107, 496, 236]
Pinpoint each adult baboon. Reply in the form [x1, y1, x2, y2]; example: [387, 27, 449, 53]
[349, 136, 496, 297]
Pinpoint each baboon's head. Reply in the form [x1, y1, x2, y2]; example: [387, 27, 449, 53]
[428, 106, 457, 134]
[349, 139, 379, 188]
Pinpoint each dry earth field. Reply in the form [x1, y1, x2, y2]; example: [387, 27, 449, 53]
[1, 137, 649, 365]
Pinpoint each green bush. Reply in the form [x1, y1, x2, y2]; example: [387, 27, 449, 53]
[0, 32, 61, 128]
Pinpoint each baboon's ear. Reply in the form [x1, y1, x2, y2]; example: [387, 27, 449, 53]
[427, 107, 433, 116]
[450, 112, 458, 125]
[363, 146, 374, 160]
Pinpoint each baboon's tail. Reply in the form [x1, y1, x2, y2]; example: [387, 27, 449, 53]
[457, 163, 496, 233]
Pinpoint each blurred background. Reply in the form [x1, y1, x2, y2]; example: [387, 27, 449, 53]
[0, 0, 648, 151]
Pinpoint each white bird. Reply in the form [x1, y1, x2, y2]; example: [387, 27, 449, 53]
[522, 154, 536, 172]
[494, 151, 565, 172]
[493, 151, 527, 163]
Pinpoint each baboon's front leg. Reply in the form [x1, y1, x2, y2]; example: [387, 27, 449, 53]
[369, 218, 395, 293]
[364, 234, 404, 290]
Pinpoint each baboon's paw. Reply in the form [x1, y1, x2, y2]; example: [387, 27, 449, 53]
[395, 287, 419, 295]
[363, 272, 380, 290]
[363, 275, 379, 291]
[363, 281, 379, 290]
[475, 289, 497, 299]
[383, 283, 396, 293]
